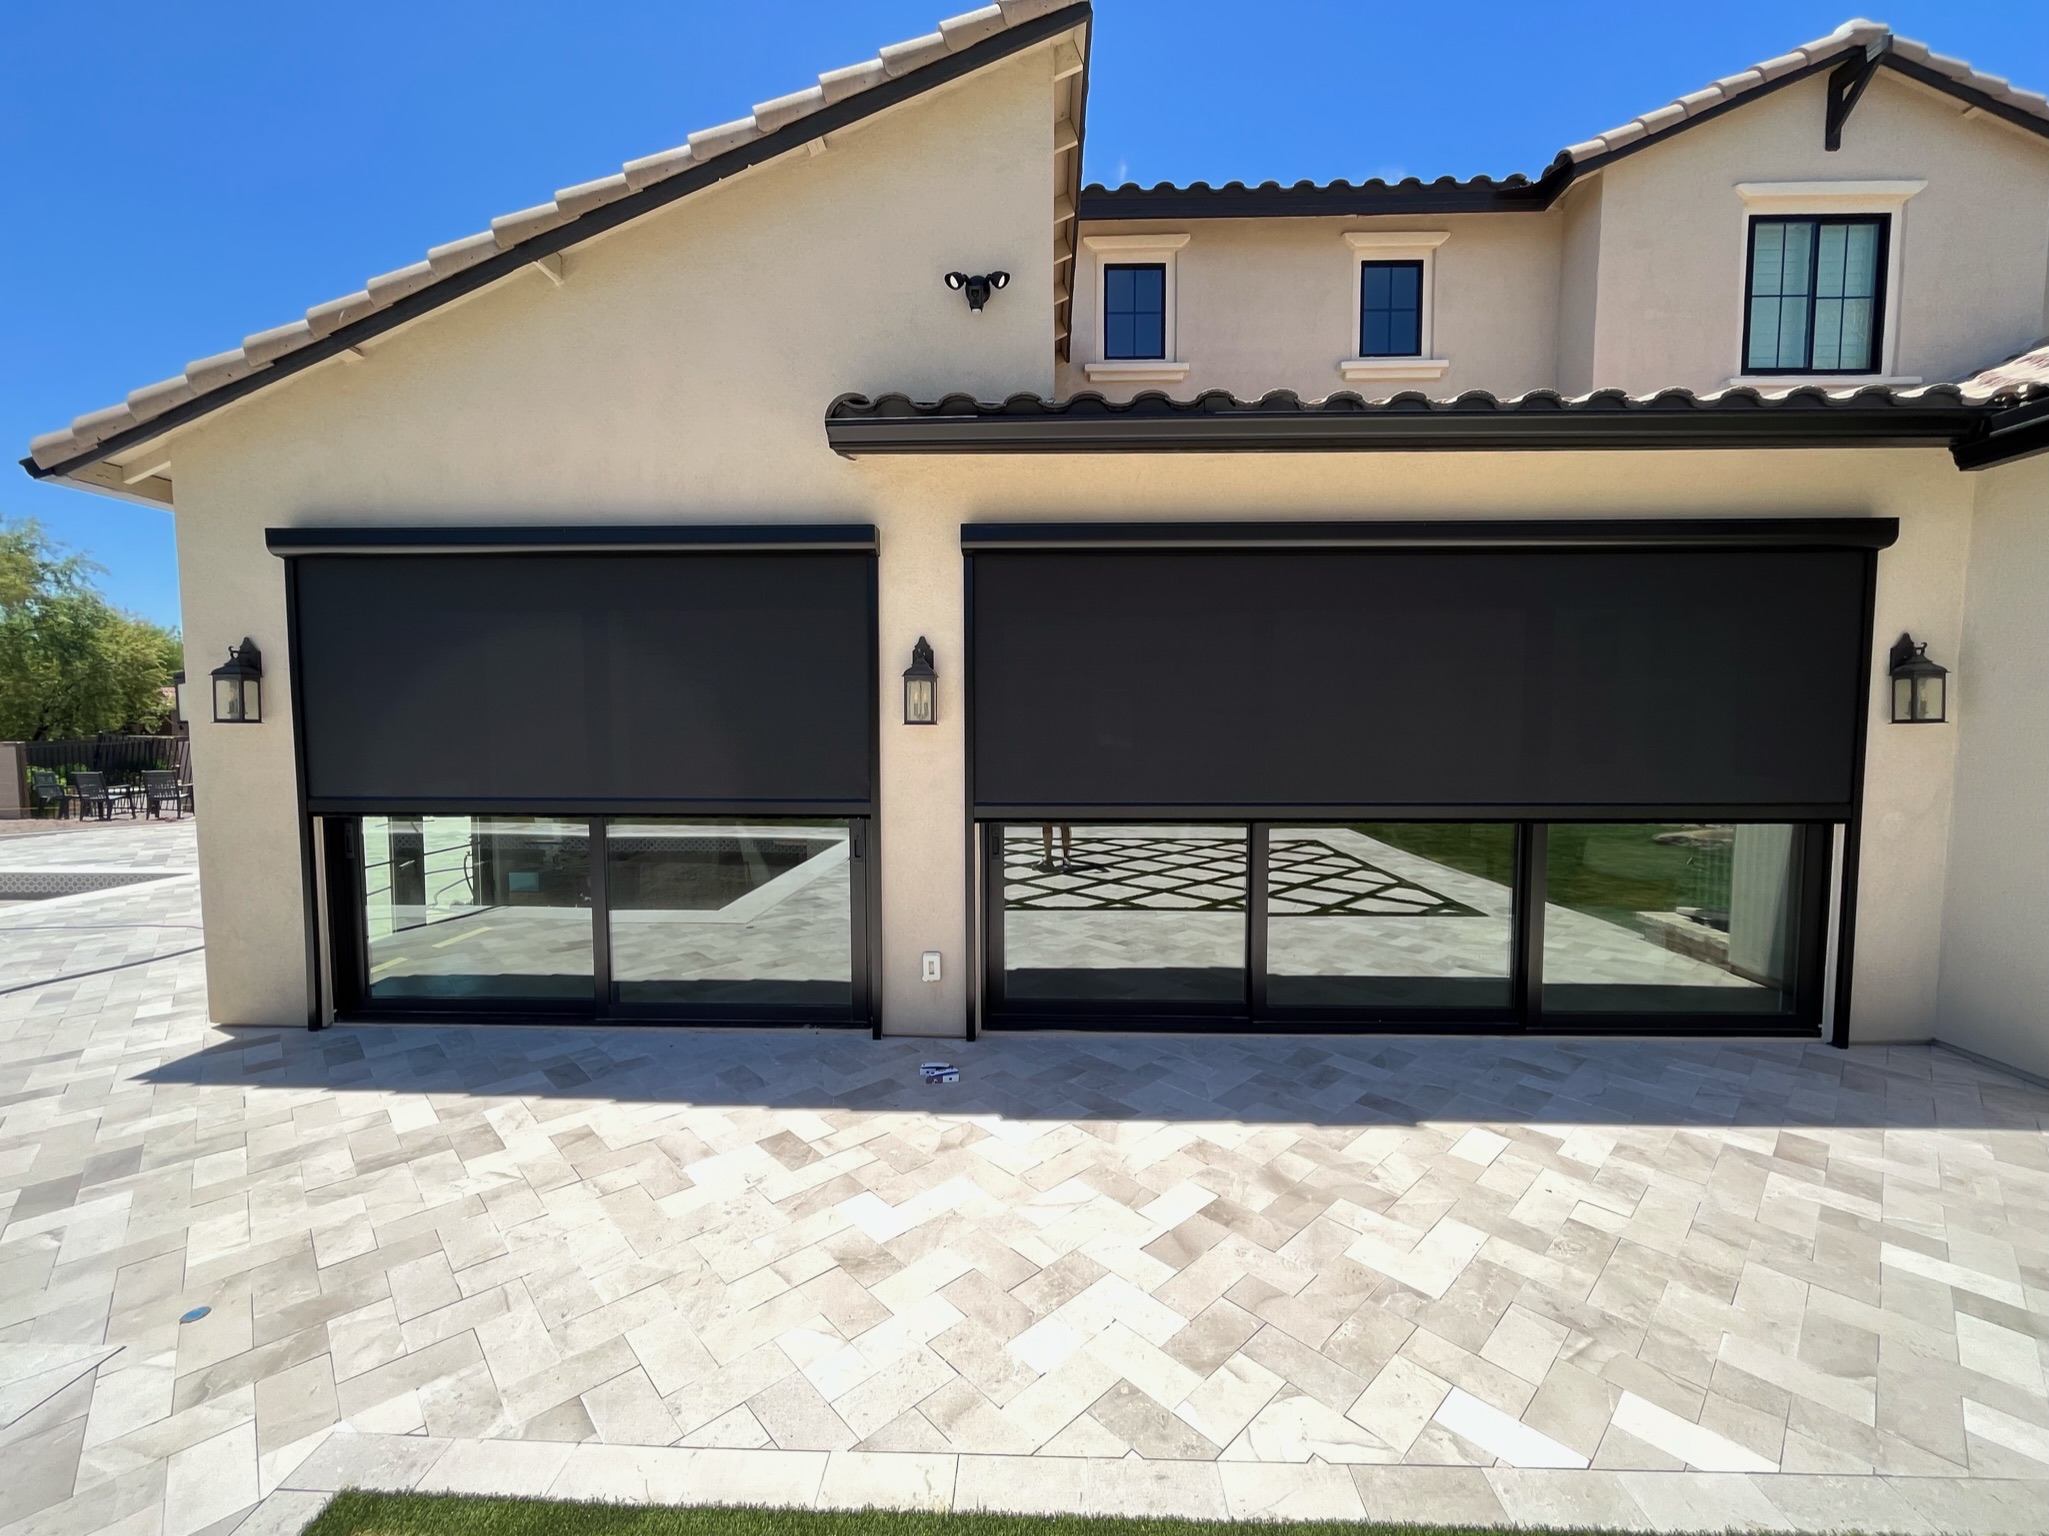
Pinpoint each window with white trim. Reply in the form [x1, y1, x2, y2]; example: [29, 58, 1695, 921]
[1728, 180, 1923, 387]
[1340, 230, 1449, 383]
[1082, 232, 1190, 383]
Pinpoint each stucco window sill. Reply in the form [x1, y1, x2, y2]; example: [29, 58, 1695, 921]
[1725, 374, 1922, 391]
[1341, 358, 1451, 383]
[1084, 359, 1192, 384]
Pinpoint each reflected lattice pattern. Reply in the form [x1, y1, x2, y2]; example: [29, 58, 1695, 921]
[1002, 834, 1477, 916]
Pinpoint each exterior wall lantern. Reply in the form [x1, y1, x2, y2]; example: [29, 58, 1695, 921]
[170, 670, 187, 725]
[210, 638, 264, 724]
[1888, 633, 1948, 724]
[903, 637, 937, 724]
[944, 271, 1009, 312]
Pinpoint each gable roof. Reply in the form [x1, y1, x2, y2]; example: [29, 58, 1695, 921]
[24, 0, 1091, 499]
[1080, 18, 2049, 220]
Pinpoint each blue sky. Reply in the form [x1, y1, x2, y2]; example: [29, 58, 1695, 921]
[5, 2, 2044, 629]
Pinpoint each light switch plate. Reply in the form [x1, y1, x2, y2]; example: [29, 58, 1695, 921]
[921, 950, 942, 982]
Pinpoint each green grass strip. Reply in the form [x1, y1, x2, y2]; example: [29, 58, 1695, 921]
[305, 1492, 1654, 1536]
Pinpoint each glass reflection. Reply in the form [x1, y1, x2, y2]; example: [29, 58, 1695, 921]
[1541, 823, 1804, 1014]
[1001, 823, 1245, 1006]
[361, 816, 592, 999]
[1267, 823, 1515, 1009]
[606, 820, 852, 1007]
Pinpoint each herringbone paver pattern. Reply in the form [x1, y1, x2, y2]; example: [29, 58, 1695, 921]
[1, 821, 2045, 1534]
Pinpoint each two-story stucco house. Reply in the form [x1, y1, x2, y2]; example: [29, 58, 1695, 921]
[22, 8, 2049, 1079]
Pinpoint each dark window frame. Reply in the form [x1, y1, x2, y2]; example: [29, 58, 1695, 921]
[1102, 261, 1168, 361]
[978, 817, 1833, 1036]
[322, 811, 876, 1029]
[1358, 258, 1426, 358]
[1741, 213, 1890, 376]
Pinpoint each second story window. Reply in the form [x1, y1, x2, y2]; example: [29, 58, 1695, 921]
[1103, 263, 1167, 360]
[1082, 233, 1188, 384]
[1340, 231, 1448, 384]
[1360, 260, 1424, 357]
[1744, 215, 1887, 374]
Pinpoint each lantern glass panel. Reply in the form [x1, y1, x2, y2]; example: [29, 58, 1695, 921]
[905, 676, 935, 725]
[1892, 675, 1914, 724]
[1916, 673, 1944, 722]
[215, 676, 244, 723]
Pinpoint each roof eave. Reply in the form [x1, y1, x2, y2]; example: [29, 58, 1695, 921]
[1951, 396, 2049, 470]
[825, 405, 1985, 456]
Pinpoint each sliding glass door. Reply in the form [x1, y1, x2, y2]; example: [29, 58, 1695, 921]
[1265, 823, 1517, 1013]
[361, 815, 594, 1002]
[983, 819, 1830, 1033]
[995, 824, 1247, 1013]
[331, 814, 871, 1025]
[605, 819, 854, 1009]
[1537, 822, 1818, 1017]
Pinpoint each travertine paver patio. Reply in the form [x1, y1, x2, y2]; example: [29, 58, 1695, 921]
[1, 819, 2046, 1536]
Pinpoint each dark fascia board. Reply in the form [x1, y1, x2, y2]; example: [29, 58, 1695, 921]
[960, 517, 1900, 551]
[826, 391, 1983, 456]
[1078, 49, 2049, 223]
[265, 523, 878, 556]
[1952, 395, 2049, 470]
[1078, 175, 1554, 221]
[22, 3, 1093, 488]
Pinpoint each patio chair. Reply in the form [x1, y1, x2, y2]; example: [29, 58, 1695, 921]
[70, 770, 120, 821]
[141, 770, 185, 819]
[26, 768, 68, 819]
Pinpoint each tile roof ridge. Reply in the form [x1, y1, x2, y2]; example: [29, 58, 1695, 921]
[29, 0, 1080, 473]
[825, 380, 1976, 419]
[1558, 17, 2049, 170]
[1957, 336, 2049, 402]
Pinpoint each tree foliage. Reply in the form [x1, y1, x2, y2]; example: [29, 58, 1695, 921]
[0, 518, 183, 740]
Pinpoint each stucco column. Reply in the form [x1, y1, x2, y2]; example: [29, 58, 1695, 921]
[874, 508, 968, 1037]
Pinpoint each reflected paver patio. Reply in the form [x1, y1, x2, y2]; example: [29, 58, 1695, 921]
[0, 820, 2045, 1535]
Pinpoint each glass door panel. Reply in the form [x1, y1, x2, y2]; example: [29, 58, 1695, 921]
[604, 819, 853, 1008]
[1266, 823, 1516, 1010]
[999, 823, 1246, 1008]
[1540, 823, 1806, 1014]
[360, 815, 593, 1000]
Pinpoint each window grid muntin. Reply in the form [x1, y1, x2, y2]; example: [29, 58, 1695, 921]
[1359, 259, 1425, 357]
[1103, 262, 1167, 360]
[1743, 214, 1887, 374]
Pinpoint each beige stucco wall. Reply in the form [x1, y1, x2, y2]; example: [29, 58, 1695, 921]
[1059, 212, 1563, 401]
[1591, 71, 2049, 393]
[168, 46, 1061, 1035]
[1554, 177, 1603, 396]
[1937, 453, 2049, 1079]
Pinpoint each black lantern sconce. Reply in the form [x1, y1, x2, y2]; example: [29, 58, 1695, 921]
[210, 638, 264, 724]
[1888, 633, 1948, 724]
[944, 270, 1009, 312]
[903, 637, 937, 725]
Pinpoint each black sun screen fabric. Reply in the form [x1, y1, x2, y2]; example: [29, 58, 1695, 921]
[291, 552, 873, 810]
[969, 548, 1866, 817]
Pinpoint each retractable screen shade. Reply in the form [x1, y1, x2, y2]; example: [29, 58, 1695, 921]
[290, 552, 873, 809]
[968, 547, 1869, 816]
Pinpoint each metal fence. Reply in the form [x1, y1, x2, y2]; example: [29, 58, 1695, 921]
[19, 735, 190, 786]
